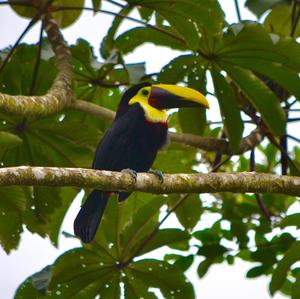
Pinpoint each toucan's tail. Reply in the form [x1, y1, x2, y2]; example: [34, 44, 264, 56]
[74, 190, 108, 243]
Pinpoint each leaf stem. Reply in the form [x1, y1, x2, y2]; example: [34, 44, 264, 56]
[53, 5, 186, 44]
[233, 0, 242, 22]
[122, 194, 190, 267]
[29, 21, 44, 95]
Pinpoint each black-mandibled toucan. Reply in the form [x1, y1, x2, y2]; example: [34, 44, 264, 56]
[74, 82, 209, 243]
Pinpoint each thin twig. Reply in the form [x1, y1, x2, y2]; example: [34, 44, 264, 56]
[0, 0, 54, 73]
[287, 134, 300, 143]
[211, 156, 232, 172]
[250, 148, 272, 221]
[212, 131, 226, 170]
[234, 0, 242, 22]
[104, 0, 126, 8]
[291, 0, 300, 37]
[29, 21, 44, 95]
[0, 0, 32, 6]
[122, 194, 191, 267]
[53, 6, 186, 44]
[0, 18, 38, 73]
[288, 98, 298, 107]
[288, 118, 300, 122]
[267, 133, 300, 174]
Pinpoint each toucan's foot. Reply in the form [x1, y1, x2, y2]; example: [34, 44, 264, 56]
[121, 168, 137, 182]
[149, 169, 164, 183]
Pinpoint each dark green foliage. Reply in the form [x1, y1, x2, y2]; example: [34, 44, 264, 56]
[1, 1, 300, 298]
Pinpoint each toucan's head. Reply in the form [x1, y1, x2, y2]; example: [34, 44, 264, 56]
[116, 82, 210, 123]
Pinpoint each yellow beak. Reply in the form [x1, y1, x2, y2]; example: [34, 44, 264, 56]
[149, 84, 210, 109]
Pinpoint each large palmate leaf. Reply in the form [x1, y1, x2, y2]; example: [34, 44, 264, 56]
[264, 5, 300, 37]
[245, 0, 292, 18]
[270, 242, 300, 295]
[126, 0, 225, 50]
[158, 54, 208, 136]
[215, 24, 300, 99]
[168, 194, 203, 231]
[9, 0, 84, 28]
[219, 64, 286, 136]
[16, 197, 194, 298]
[211, 67, 244, 152]
[115, 27, 186, 54]
[0, 44, 57, 96]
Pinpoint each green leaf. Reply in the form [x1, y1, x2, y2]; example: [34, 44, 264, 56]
[0, 44, 57, 96]
[154, 143, 197, 173]
[22, 187, 77, 246]
[0, 131, 22, 150]
[120, 196, 165, 258]
[280, 213, 300, 229]
[168, 194, 203, 230]
[47, 188, 78, 246]
[264, 5, 300, 37]
[158, 54, 207, 86]
[100, 6, 133, 58]
[230, 220, 249, 248]
[220, 24, 300, 71]
[15, 266, 52, 298]
[9, 0, 84, 28]
[270, 241, 300, 295]
[0, 210, 22, 253]
[220, 51, 300, 101]
[0, 186, 27, 212]
[92, 0, 101, 12]
[246, 265, 270, 278]
[220, 63, 286, 136]
[130, 0, 224, 50]
[178, 108, 207, 136]
[115, 27, 186, 53]
[127, 259, 195, 299]
[31, 266, 52, 293]
[211, 67, 244, 152]
[245, 0, 292, 18]
[0, 187, 27, 252]
[197, 244, 228, 259]
[197, 258, 214, 278]
[174, 255, 194, 272]
[292, 269, 300, 299]
[138, 229, 190, 256]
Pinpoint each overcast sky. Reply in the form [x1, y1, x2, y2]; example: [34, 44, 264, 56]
[0, 1, 289, 298]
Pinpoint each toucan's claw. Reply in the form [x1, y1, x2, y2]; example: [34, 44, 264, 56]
[149, 169, 164, 183]
[121, 168, 137, 182]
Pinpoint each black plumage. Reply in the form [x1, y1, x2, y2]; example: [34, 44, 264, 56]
[74, 83, 168, 243]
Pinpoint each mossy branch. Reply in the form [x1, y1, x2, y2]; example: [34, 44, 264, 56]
[0, 10, 263, 154]
[72, 99, 264, 154]
[0, 166, 299, 196]
[0, 13, 73, 117]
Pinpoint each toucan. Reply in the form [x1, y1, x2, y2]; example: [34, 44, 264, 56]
[74, 82, 209, 243]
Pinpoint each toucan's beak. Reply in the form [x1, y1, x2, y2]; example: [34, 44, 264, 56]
[149, 84, 210, 110]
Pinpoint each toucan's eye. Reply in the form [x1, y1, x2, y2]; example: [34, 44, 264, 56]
[141, 89, 149, 96]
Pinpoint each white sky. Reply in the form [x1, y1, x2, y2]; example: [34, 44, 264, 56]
[0, 1, 290, 298]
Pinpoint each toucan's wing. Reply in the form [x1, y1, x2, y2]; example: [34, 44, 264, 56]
[92, 105, 158, 172]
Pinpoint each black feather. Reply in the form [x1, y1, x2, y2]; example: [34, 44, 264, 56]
[74, 84, 168, 243]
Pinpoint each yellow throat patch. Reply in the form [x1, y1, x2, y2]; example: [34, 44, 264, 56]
[128, 86, 168, 123]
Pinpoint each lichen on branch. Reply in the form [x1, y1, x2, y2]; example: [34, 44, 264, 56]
[0, 13, 73, 117]
[72, 99, 264, 154]
[0, 166, 299, 197]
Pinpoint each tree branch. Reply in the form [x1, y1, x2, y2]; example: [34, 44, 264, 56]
[0, 13, 73, 117]
[71, 100, 264, 154]
[0, 166, 299, 196]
